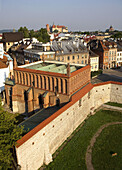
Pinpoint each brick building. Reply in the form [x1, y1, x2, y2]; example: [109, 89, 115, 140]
[89, 40, 117, 69]
[5, 60, 91, 113]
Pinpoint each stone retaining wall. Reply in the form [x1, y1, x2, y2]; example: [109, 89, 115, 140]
[16, 82, 122, 170]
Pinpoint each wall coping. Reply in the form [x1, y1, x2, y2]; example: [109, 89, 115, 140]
[16, 81, 122, 148]
[14, 65, 90, 78]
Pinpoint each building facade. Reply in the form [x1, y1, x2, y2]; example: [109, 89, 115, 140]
[0, 32, 23, 52]
[117, 41, 122, 67]
[46, 24, 68, 33]
[53, 40, 89, 65]
[89, 50, 99, 71]
[90, 40, 117, 69]
[5, 60, 91, 113]
[0, 43, 13, 93]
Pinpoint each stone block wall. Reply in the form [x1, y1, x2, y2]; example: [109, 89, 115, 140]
[15, 82, 122, 170]
[110, 83, 122, 103]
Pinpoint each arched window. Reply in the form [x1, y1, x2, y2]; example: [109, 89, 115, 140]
[44, 76, 46, 89]
[52, 77, 54, 91]
[40, 76, 42, 88]
[29, 74, 31, 86]
[32, 74, 35, 86]
[23, 73, 25, 84]
[48, 77, 50, 90]
[61, 79, 63, 93]
[36, 75, 39, 88]
[19, 72, 22, 84]
[16, 72, 19, 83]
[65, 79, 67, 94]
[26, 73, 28, 85]
[56, 78, 59, 92]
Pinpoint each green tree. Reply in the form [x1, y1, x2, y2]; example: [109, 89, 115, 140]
[111, 31, 122, 38]
[18, 26, 29, 38]
[37, 28, 50, 43]
[18, 27, 50, 43]
[0, 102, 24, 169]
[29, 29, 35, 38]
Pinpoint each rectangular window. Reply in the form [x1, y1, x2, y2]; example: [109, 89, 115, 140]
[67, 56, 70, 60]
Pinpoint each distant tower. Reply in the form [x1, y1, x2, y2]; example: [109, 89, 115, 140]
[109, 26, 114, 32]
[46, 24, 50, 33]
[13, 28, 16, 32]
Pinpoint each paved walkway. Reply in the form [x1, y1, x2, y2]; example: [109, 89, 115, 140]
[19, 106, 61, 131]
[91, 68, 122, 84]
[85, 122, 122, 170]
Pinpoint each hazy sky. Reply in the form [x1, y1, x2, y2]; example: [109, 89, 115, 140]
[0, 0, 122, 31]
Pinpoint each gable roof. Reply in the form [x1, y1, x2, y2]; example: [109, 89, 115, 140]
[1, 32, 23, 42]
[89, 50, 99, 58]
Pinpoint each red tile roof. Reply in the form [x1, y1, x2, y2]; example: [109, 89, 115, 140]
[52, 25, 66, 28]
[0, 60, 8, 68]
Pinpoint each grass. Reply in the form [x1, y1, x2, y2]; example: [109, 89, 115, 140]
[91, 70, 102, 78]
[105, 102, 122, 108]
[92, 124, 122, 170]
[46, 110, 122, 170]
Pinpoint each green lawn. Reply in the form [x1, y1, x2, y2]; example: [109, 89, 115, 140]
[105, 102, 122, 108]
[92, 124, 122, 170]
[91, 70, 102, 78]
[46, 110, 122, 170]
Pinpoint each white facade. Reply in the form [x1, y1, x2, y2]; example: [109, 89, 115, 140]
[117, 51, 122, 66]
[90, 56, 99, 71]
[0, 43, 13, 92]
[0, 67, 9, 93]
[0, 43, 4, 59]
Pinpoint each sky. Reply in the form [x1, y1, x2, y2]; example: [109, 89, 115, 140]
[0, 0, 122, 31]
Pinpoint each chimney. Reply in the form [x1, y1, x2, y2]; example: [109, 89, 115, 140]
[42, 53, 45, 63]
[13, 57, 17, 68]
[25, 60, 29, 64]
[67, 63, 71, 77]
[46, 24, 50, 32]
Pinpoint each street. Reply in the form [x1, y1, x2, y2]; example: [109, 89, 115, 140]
[91, 68, 122, 84]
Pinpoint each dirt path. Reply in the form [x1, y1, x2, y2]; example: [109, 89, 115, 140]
[85, 122, 122, 170]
